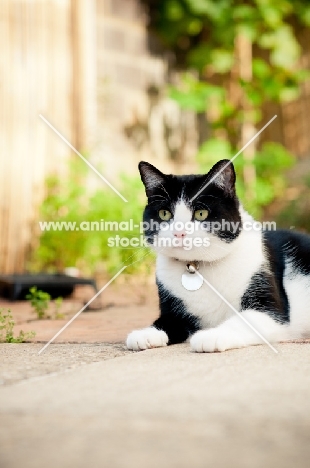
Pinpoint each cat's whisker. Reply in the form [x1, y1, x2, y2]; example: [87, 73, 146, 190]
[123, 242, 153, 264]
[126, 249, 153, 268]
[195, 194, 220, 201]
[148, 199, 169, 206]
[158, 184, 171, 201]
[148, 194, 166, 200]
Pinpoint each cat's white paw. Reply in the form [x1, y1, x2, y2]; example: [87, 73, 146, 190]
[126, 327, 168, 351]
[190, 328, 247, 353]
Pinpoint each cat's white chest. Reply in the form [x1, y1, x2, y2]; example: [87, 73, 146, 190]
[156, 238, 264, 328]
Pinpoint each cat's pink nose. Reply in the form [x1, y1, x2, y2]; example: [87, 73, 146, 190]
[174, 232, 187, 238]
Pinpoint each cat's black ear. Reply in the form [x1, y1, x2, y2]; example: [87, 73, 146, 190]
[138, 161, 167, 197]
[209, 159, 236, 196]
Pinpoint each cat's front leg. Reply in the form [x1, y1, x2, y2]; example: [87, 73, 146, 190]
[190, 310, 289, 353]
[126, 310, 200, 351]
[127, 281, 201, 351]
[126, 326, 169, 351]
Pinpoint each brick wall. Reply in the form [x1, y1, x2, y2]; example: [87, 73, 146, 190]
[94, 0, 197, 182]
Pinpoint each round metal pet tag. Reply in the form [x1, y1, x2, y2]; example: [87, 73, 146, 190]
[181, 271, 203, 291]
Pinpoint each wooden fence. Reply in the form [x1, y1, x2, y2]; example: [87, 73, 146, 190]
[0, 0, 96, 273]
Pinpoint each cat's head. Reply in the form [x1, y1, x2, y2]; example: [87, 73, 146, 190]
[139, 160, 242, 262]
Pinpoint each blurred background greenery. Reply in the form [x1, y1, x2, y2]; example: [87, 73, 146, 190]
[2, 0, 310, 278]
[29, 159, 151, 276]
[142, 0, 310, 217]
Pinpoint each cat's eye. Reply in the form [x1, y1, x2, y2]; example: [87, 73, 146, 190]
[158, 209, 172, 221]
[194, 209, 209, 221]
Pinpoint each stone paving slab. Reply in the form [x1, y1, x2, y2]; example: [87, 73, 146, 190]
[1, 343, 310, 468]
[0, 343, 130, 386]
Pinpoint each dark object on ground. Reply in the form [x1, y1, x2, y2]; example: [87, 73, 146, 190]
[0, 273, 98, 301]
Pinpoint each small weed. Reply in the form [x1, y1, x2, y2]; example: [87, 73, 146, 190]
[26, 287, 51, 319]
[26, 287, 64, 320]
[0, 309, 36, 343]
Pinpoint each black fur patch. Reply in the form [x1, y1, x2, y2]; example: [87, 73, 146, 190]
[265, 229, 310, 276]
[241, 229, 310, 324]
[153, 281, 201, 344]
[240, 231, 291, 323]
[241, 270, 289, 323]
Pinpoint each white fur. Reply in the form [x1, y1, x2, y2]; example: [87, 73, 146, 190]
[190, 310, 289, 352]
[126, 327, 168, 351]
[156, 228, 265, 329]
[283, 261, 310, 338]
[173, 201, 192, 224]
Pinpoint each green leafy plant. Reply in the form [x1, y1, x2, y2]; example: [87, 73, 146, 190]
[26, 287, 51, 320]
[28, 159, 152, 276]
[0, 309, 36, 343]
[142, 0, 310, 217]
[26, 287, 65, 320]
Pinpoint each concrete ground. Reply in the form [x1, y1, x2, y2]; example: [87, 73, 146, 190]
[1, 284, 310, 467]
[1, 342, 310, 468]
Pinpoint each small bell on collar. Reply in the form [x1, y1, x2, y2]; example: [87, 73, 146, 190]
[181, 261, 203, 291]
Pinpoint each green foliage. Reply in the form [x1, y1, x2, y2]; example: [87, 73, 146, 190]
[146, 0, 310, 65]
[28, 159, 151, 276]
[143, 0, 309, 215]
[169, 74, 225, 113]
[239, 143, 294, 215]
[25, 287, 65, 320]
[0, 309, 36, 343]
[26, 287, 51, 320]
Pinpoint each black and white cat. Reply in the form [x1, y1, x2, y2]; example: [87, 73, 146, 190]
[126, 159, 310, 352]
